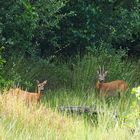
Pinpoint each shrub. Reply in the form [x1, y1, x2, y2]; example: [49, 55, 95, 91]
[132, 86, 140, 100]
[3, 48, 140, 91]
[0, 47, 7, 88]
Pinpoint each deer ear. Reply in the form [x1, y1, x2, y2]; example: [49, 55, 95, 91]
[105, 71, 108, 75]
[43, 80, 47, 85]
[97, 70, 99, 74]
[36, 80, 40, 84]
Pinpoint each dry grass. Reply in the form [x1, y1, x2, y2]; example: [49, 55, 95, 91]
[0, 90, 88, 140]
[0, 89, 140, 140]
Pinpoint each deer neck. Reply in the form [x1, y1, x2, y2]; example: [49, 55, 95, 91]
[96, 81, 104, 89]
[37, 89, 44, 96]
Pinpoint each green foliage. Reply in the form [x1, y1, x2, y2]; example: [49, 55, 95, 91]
[1, 1, 140, 138]
[1, 0, 66, 55]
[0, 47, 7, 88]
[122, 86, 140, 133]
[71, 48, 140, 90]
[2, 48, 140, 91]
[132, 86, 140, 100]
[1, 0, 38, 51]
[0, 47, 5, 69]
[1, 0, 140, 57]
[3, 55, 72, 90]
[57, 0, 140, 56]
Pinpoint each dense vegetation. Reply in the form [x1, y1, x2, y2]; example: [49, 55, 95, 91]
[1, 0, 140, 58]
[0, 0, 140, 139]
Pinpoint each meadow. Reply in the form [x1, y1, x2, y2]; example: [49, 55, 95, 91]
[0, 50, 140, 140]
[1, 1, 139, 139]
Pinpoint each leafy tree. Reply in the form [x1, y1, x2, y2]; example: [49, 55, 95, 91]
[0, 0, 140, 58]
[1, 0, 66, 57]
[56, 0, 140, 57]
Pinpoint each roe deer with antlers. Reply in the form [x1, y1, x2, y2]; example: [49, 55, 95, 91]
[96, 66, 128, 97]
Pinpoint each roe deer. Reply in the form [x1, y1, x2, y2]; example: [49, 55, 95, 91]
[8, 80, 47, 104]
[21, 80, 47, 104]
[96, 66, 128, 97]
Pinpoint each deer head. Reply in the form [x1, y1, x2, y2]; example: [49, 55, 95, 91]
[36, 80, 47, 93]
[97, 66, 108, 83]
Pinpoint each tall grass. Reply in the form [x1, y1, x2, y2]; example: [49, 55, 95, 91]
[0, 89, 140, 140]
[3, 49, 140, 91]
[0, 49, 140, 139]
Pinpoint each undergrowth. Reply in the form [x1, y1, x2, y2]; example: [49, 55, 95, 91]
[0, 49, 140, 139]
[0, 88, 140, 140]
[2, 49, 140, 90]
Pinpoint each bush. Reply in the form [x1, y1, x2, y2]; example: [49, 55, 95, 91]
[1, 0, 139, 58]
[132, 86, 140, 100]
[3, 55, 72, 90]
[71, 47, 140, 90]
[2, 48, 140, 91]
[122, 86, 140, 133]
[0, 47, 7, 88]
[1, 0, 66, 56]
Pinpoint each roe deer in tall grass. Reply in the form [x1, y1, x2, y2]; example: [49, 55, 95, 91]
[96, 66, 128, 97]
[7, 80, 47, 105]
[22, 80, 47, 104]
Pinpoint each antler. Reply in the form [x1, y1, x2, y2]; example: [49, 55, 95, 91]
[102, 65, 105, 73]
[97, 65, 107, 75]
[98, 65, 106, 74]
[99, 65, 102, 74]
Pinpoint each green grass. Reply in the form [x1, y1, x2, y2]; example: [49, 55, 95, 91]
[0, 88, 140, 140]
[0, 50, 140, 139]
